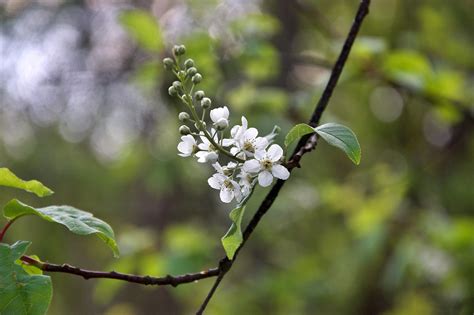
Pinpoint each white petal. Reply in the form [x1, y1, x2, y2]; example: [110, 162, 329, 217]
[177, 142, 192, 155]
[208, 176, 221, 189]
[206, 152, 219, 163]
[233, 184, 243, 202]
[241, 116, 248, 129]
[271, 164, 290, 180]
[212, 162, 222, 173]
[198, 142, 210, 151]
[254, 137, 268, 150]
[244, 128, 258, 141]
[243, 160, 261, 173]
[215, 118, 229, 129]
[230, 147, 240, 155]
[267, 144, 283, 162]
[230, 125, 240, 138]
[220, 189, 233, 203]
[182, 135, 195, 144]
[222, 138, 233, 147]
[195, 151, 208, 163]
[209, 108, 219, 122]
[222, 106, 229, 119]
[258, 171, 273, 187]
[254, 150, 266, 160]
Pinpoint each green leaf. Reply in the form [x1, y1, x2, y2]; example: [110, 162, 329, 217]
[284, 123, 315, 147]
[0, 241, 52, 315]
[16, 255, 43, 275]
[315, 123, 361, 165]
[221, 206, 246, 260]
[0, 168, 53, 197]
[120, 10, 163, 52]
[4, 199, 120, 258]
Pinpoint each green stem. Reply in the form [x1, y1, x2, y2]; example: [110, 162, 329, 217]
[182, 95, 244, 163]
[174, 64, 244, 163]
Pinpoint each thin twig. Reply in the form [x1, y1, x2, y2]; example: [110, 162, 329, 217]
[20, 255, 219, 287]
[195, 0, 372, 313]
[0, 218, 17, 242]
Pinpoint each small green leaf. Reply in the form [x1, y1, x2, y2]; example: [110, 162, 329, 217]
[120, 10, 163, 52]
[314, 123, 361, 165]
[16, 255, 43, 275]
[0, 168, 53, 197]
[4, 199, 120, 258]
[221, 206, 246, 260]
[0, 241, 52, 315]
[284, 123, 315, 147]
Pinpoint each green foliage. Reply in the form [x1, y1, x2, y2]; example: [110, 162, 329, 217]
[120, 10, 163, 52]
[314, 123, 361, 165]
[284, 123, 315, 147]
[221, 206, 246, 260]
[0, 241, 52, 315]
[3, 199, 119, 257]
[0, 168, 53, 197]
[16, 255, 43, 275]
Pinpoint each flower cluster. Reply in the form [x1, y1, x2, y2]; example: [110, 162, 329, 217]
[164, 45, 290, 204]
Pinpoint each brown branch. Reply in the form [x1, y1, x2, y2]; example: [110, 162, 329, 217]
[195, 0, 372, 313]
[20, 255, 219, 287]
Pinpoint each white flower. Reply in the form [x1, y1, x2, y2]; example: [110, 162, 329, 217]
[208, 173, 242, 203]
[177, 135, 197, 157]
[230, 116, 268, 158]
[237, 169, 254, 196]
[243, 144, 290, 187]
[212, 161, 238, 176]
[195, 129, 220, 163]
[210, 106, 230, 129]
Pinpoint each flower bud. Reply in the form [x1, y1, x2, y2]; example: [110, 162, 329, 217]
[206, 152, 219, 163]
[168, 86, 178, 96]
[215, 119, 229, 130]
[163, 58, 174, 70]
[186, 67, 197, 77]
[201, 97, 211, 108]
[178, 112, 190, 122]
[184, 59, 194, 69]
[194, 90, 205, 101]
[179, 125, 191, 135]
[192, 73, 202, 84]
[173, 44, 186, 56]
[172, 81, 182, 90]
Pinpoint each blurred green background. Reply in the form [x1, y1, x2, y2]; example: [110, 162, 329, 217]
[0, 0, 473, 314]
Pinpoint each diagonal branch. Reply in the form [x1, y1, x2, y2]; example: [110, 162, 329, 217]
[20, 255, 219, 287]
[196, 0, 372, 313]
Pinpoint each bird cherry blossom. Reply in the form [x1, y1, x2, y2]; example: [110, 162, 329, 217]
[243, 144, 290, 187]
[195, 129, 222, 163]
[164, 45, 290, 205]
[208, 173, 242, 203]
[230, 116, 268, 158]
[237, 169, 254, 196]
[210, 106, 230, 130]
[177, 135, 197, 157]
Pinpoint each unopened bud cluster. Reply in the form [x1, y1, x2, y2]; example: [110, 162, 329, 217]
[163, 45, 290, 204]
